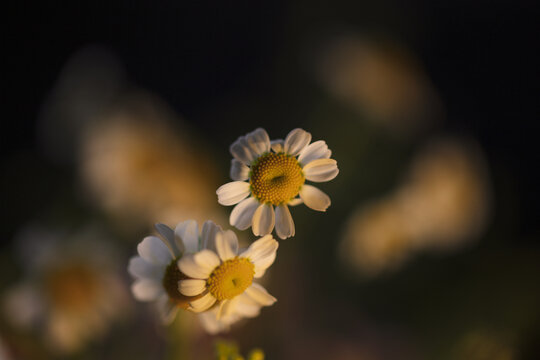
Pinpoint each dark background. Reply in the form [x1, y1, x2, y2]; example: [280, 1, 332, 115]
[3, 1, 540, 359]
[4, 1, 538, 242]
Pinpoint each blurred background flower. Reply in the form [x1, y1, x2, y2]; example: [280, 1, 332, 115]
[339, 137, 491, 276]
[2, 224, 131, 355]
[316, 35, 443, 138]
[3, 1, 540, 359]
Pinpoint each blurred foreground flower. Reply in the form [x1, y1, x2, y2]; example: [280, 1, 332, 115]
[217, 128, 338, 239]
[80, 92, 224, 230]
[317, 36, 442, 137]
[129, 220, 278, 334]
[215, 340, 265, 360]
[2, 225, 130, 354]
[340, 138, 490, 276]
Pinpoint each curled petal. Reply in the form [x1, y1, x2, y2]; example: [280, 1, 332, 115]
[178, 279, 206, 297]
[230, 159, 250, 181]
[189, 293, 217, 313]
[298, 140, 332, 166]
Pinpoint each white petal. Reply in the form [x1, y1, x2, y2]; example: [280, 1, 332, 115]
[246, 128, 270, 155]
[233, 293, 262, 317]
[275, 204, 295, 239]
[298, 140, 332, 165]
[230, 136, 257, 164]
[230, 197, 259, 230]
[137, 236, 173, 266]
[240, 235, 278, 277]
[201, 220, 221, 251]
[284, 128, 311, 156]
[216, 181, 251, 206]
[303, 158, 339, 182]
[230, 159, 250, 181]
[156, 294, 178, 325]
[198, 311, 229, 334]
[299, 185, 331, 211]
[215, 230, 239, 261]
[189, 293, 217, 313]
[128, 256, 164, 280]
[178, 250, 220, 279]
[175, 220, 199, 253]
[271, 139, 284, 153]
[252, 203, 275, 236]
[154, 223, 182, 256]
[245, 283, 277, 306]
[178, 279, 206, 296]
[131, 279, 164, 302]
[288, 198, 303, 206]
[216, 299, 229, 320]
[253, 251, 277, 278]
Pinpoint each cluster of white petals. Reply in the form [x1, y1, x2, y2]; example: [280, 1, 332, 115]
[129, 128, 337, 334]
[129, 220, 277, 333]
[217, 128, 339, 239]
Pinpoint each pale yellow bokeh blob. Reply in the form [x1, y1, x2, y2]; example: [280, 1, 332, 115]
[79, 92, 225, 231]
[340, 138, 490, 276]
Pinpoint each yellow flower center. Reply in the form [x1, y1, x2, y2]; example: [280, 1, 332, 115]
[207, 258, 255, 301]
[250, 153, 305, 205]
[163, 260, 202, 309]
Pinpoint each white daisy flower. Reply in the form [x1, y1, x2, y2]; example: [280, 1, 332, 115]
[217, 128, 339, 239]
[128, 220, 221, 324]
[177, 230, 278, 321]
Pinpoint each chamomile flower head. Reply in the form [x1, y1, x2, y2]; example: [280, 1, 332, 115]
[177, 230, 278, 321]
[217, 128, 339, 239]
[128, 220, 221, 324]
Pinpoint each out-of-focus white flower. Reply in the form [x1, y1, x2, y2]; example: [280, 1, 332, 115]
[80, 92, 224, 231]
[340, 138, 490, 276]
[128, 220, 220, 324]
[217, 128, 339, 239]
[339, 198, 414, 277]
[397, 139, 490, 250]
[177, 229, 278, 323]
[317, 36, 442, 137]
[2, 226, 130, 354]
